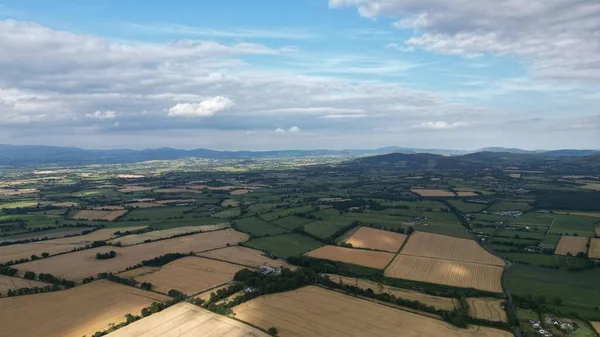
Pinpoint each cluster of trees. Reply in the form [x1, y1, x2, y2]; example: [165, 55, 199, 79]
[0, 266, 18, 276]
[38, 273, 76, 288]
[113, 227, 152, 237]
[3, 285, 60, 297]
[97, 273, 138, 287]
[96, 251, 117, 260]
[141, 253, 190, 267]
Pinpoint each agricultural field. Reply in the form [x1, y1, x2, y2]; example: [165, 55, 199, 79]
[233, 286, 512, 337]
[384, 255, 504, 293]
[448, 200, 488, 213]
[198, 246, 296, 269]
[271, 215, 314, 230]
[326, 274, 458, 311]
[221, 199, 240, 207]
[487, 202, 531, 212]
[466, 298, 508, 322]
[303, 219, 352, 239]
[0, 280, 169, 337]
[0, 275, 50, 296]
[70, 209, 128, 221]
[554, 236, 590, 256]
[132, 257, 245, 295]
[589, 239, 600, 259]
[233, 217, 288, 237]
[344, 227, 407, 252]
[592, 322, 600, 335]
[15, 229, 248, 281]
[411, 189, 456, 197]
[305, 245, 395, 269]
[400, 232, 505, 266]
[105, 303, 268, 337]
[107, 224, 229, 246]
[500, 253, 593, 269]
[0, 226, 95, 243]
[243, 233, 323, 258]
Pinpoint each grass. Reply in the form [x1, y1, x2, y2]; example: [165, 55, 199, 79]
[447, 200, 487, 213]
[517, 308, 540, 335]
[234, 217, 289, 237]
[487, 201, 532, 212]
[548, 214, 599, 237]
[540, 234, 562, 249]
[507, 263, 600, 310]
[259, 205, 316, 222]
[0, 201, 41, 209]
[271, 216, 315, 230]
[500, 253, 593, 269]
[304, 220, 352, 239]
[496, 229, 546, 240]
[213, 207, 241, 219]
[243, 233, 323, 258]
[120, 206, 194, 221]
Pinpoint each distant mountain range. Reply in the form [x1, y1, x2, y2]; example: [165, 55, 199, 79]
[0, 144, 597, 166]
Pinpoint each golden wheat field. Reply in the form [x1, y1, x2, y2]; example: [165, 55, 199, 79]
[71, 209, 128, 221]
[133, 257, 246, 295]
[326, 274, 458, 311]
[221, 199, 240, 207]
[198, 246, 296, 269]
[305, 245, 395, 269]
[117, 266, 160, 278]
[554, 236, 590, 256]
[411, 189, 456, 197]
[0, 280, 169, 337]
[384, 255, 504, 293]
[233, 286, 512, 337]
[16, 229, 248, 281]
[230, 189, 250, 195]
[400, 232, 505, 266]
[345, 227, 407, 253]
[0, 275, 50, 295]
[591, 322, 600, 334]
[107, 224, 230, 246]
[588, 238, 600, 259]
[0, 226, 146, 263]
[105, 303, 267, 337]
[466, 298, 507, 322]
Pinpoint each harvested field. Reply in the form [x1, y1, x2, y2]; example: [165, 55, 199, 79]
[305, 245, 395, 269]
[384, 255, 504, 293]
[466, 298, 507, 322]
[456, 191, 478, 197]
[221, 199, 240, 207]
[326, 274, 458, 311]
[0, 226, 146, 263]
[554, 236, 590, 256]
[0, 226, 95, 243]
[198, 246, 296, 269]
[71, 209, 128, 221]
[589, 239, 600, 259]
[117, 266, 159, 278]
[118, 185, 154, 193]
[597, 227, 600, 236]
[0, 275, 50, 295]
[106, 303, 267, 337]
[134, 257, 246, 295]
[231, 189, 250, 195]
[0, 280, 169, 337]
[233, 286, 512, 337]
[0, 188, 37, 195]
[411, 189, 455, 197]
[581, 183, 600, 191]
[16, 229, 248, 281]
[400, 232, 505, 266]
[345, 227, 407, 252]
[107, 224, 230, 246]
[592, 322, 600, 334]
[117, 174, 145, 179]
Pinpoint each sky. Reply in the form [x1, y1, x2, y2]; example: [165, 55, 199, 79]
[0, 0, 599, 151]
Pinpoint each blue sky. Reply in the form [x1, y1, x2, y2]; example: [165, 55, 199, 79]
[0, 0, 598, 150]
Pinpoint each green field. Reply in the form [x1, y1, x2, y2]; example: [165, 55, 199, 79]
[234, 216, 289, 237]
[501, 253, 593, 269]
[120, 206, 194, 221]
[548, 214, 599, 237]
[540, 234, 562, 249]
[213, 207, 241, 218]
[0, 200, 41, 209]
[259, 205, 315, 221]
[487, 201, 532, 212]
[243, 233, 323, 258]
[304, 219, 352, 239]
[448, 200, 487, 213]
[271, 215, 315, 230]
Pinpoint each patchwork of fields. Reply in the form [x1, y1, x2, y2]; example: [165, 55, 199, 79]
[305, 245, 395, 269]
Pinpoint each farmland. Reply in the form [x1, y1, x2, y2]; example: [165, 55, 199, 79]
[466, 298, 508, 322]
[132, 257, 245, 295]
[107, 224, 229, 246]
[384, 255, 504, 293]
[554, 236, 590, 256]
[0, 280, 169, 337]
[105, 303, 268, 337]
[243, 233, 322, 258]
[590, 239, 600, 259]
[411, 189, 456, 197]
[344, 226, 407, 252]
[70, 209, 128, 221]
[305, 245, 395, 269]
[0, 275, 50, 296]
[400, 232, 505, 266]
[197, 246, 296, 269]
[233, 286, 512, 337]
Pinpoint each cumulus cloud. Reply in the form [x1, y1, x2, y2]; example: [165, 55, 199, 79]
[275, 128, 286, 133]
[289, 126, 301, 132]
[86, 110, 116, 120]
[167, 97, 235, 118]
[413, 121, 468, 130]
[330, 0, 600, 83]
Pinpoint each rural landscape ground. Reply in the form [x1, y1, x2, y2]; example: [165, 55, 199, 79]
[0, 151, 599, 337]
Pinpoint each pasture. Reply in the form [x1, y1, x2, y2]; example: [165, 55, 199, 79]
[0, 280, 169, 337]
[133, 257, 245, 295]
[305, 245, 395, 269]
[384, 255, 504, 293]
[243, 233, 322, 258]
[345, 227, 407, 252]
[400, 232, 505, 266]
[466, 298, 507, 322]
[71, 209, 128, 221]
[198, 246, 295, 269]
[554, 236, 590, 256]
[105, 303, 267, 337]
[234, 217, 288, 237]
[271, 215, 314, 230]
[233, 286, 512, 337]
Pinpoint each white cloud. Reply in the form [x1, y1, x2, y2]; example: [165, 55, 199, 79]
[126, 23, 312, 40]
[275, 128, 286, 133]
[86, 110, 117, 120]
[319, 114, 367, 119]
[167, 97, 235, 118]
[413, 121, 468, 130]
[289, 126, 300, 132]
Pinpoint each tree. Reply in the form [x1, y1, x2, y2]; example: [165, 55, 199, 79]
[24, 271, 36, 280]
[267, 327, 278, 336]
[41, 252, 50, 258]
[406, 226, 415, 235]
